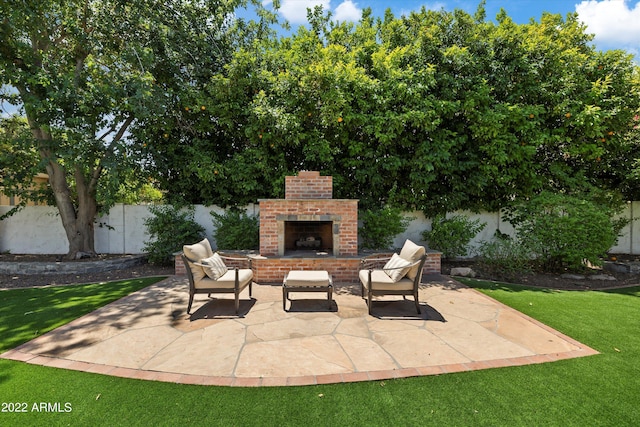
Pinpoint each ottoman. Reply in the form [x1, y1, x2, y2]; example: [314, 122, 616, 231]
[282, 270, 333, 311]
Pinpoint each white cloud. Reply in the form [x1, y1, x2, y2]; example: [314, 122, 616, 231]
[334, 1, 362, 22]
[275, 0, 361, 25]
[576, 0, 640, 49]
[278, 0, 330, 24]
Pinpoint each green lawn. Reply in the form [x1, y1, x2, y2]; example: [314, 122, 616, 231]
[1, 278, 639, 426]
[0, 278, 163, 352]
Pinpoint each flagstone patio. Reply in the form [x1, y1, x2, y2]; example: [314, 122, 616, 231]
[1, 274, 598, 387]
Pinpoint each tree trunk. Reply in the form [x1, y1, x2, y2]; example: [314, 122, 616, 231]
[46, 159, 98, 260]
[73, 164, 98, 259]
[29, 123, 98, 260]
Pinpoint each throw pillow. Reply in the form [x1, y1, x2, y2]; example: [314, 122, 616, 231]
[200, 253, 228, 280]
[383, 253, 412, 282]
[399, 239, 426, 280]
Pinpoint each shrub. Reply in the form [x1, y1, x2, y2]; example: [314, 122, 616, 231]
[422, 214, 486, 259]
[359, 205, 412, 250]
[503, 192, 626, 271]
[477, 231, 533, 277]
[143, 205, 205, 265]
[211, 208, 259, 250]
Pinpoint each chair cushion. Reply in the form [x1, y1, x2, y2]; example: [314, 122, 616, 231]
[199, 253, 228, 280]
[399, 239, 426, 280]
[194, 269, 253, 290]
[183, 238, 213, 262]
[359, 269, 414, 291]
[383, 253, 412, 282]
[285, 270, 330, 287]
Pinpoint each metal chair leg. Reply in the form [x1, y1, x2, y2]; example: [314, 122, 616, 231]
[187, 293, 194, 314]
[282, 285, 287, 311]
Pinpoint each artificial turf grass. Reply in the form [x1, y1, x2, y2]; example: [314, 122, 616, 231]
[0, 279, 639, 426]
[0, 277, 166, 353]
[1, 354, 636, 426]
[455, 279, 640, 423]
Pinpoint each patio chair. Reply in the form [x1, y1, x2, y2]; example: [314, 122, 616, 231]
[182, 238, 253, 315]
[359, 239, 427, 315]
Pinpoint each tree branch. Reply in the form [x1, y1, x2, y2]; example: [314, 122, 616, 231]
[97, 124, 117, 141]
[72, 0, 92, 89]
[113, 115, 135, 143]
[0, 20, 29, 72]
[89, 115, 135, 194]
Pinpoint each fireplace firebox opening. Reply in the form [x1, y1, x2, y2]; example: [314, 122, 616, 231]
[284, 221, 333, 253]
[276, 214, 342, 256]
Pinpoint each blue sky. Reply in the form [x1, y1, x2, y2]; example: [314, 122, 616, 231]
[269, 0, 640, 56]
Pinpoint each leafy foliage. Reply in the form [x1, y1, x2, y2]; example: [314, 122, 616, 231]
[211, 209, 259, 250]
[422, 214, 486, 259]
[359, 205, 412, 250]
[477, 231, 533, 277]
[0, 117, 53, 216]
[503, 192, 626, 270]
[139, 4, 640, 215]
[143, 205, 205, 265]
[0, 0, 265, 257]
[113, 182, 164, 205]
[4, 1, 640, 259]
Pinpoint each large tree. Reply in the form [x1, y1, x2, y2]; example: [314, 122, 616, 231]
[0, 0, 264, 258]
[145, 4, 640, 214]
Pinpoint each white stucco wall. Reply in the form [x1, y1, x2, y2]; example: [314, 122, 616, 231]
[0, 202, 637, 255]
[94, 204, 155, 254]
[0, 206, 68, 254]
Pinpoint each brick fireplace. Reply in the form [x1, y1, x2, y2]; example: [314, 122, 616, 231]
[258, 171, 358, 257]
[251, 171, 361, 283]
[175, 170, 441, 284]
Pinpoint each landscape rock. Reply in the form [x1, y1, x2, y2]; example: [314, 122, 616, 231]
[0, 254, 147, 275]
[588, 274, 617, 281]
[450, 267, 476, 278]
[560, 274, 585, 280]
[75, 251, 93, 259]
[603, 262, 630, 274]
